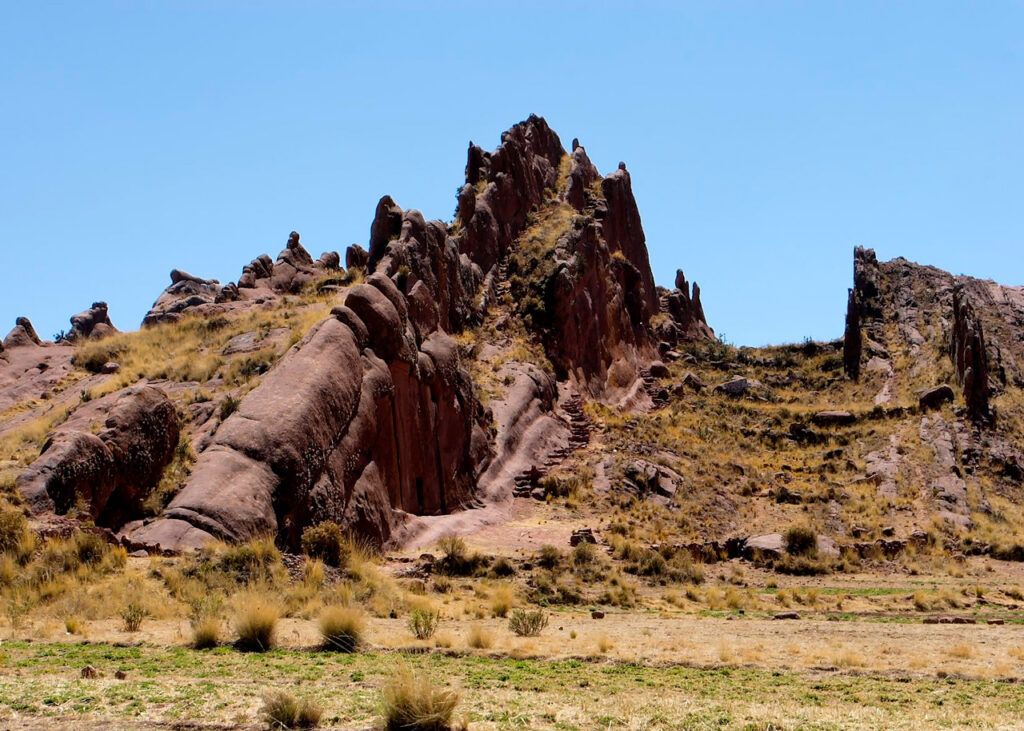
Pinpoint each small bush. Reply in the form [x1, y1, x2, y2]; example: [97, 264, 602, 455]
[64, 615, 85, 635]
[120, 601, 147, 632]
[382, 668, 460, 731]
[234, 596, 279, 651]
[216, 536, 282, 583]
[219, 394, 242, 421]
[301, 522, 348, 568]
[536, 545, 562, 570]
[191, 616, 221, 649]
[489, 584, 515, 618]
[408, 608, 441, 640]
[319, 605, 364, 652]
[435, 535, 488, 576]
[467, 624, 493, 649]
[489, 557, 516, 577]
[261, 690, 322, 729]
[783, 525, 817, 556]
[508, 609, 548, 637]
[0, 507, 30, 558]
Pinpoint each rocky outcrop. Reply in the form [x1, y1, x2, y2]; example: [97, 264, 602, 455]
[842, 247, 1021, 422]
[17, 386, 179, 528]
[345, 244, 369, 270]
[542, 214, 658, 395]
[67, 302, 117, 340]
[127, 273, 491, 552]
[657, 270, 715, 344]
[597, 165, 659, 316]
[565, 144, 600, 212]
[951, 286, 992, 423]
[843, 287, 862, 380]
[3, 317, 43, 348]
[144, 232, 340, 324]
[144, 271, 232, 326]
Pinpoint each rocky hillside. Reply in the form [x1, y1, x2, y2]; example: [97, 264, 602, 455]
[2, 116, 1023, 569]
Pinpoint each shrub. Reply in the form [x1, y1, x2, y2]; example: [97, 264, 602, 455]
[536, 545, 563, 570]
[191, 615, 221, 649]
[319, 605, 364, 652]
[435, 535, 488, 576]
[408, 608, 440, 640]
[261, 690, 322, 729]
[219, 395, 241, 421]
[489, 584, 515, 618]
[508, 609, 548, 637]
[489, 557, 516, 578]
[382, 668, 460, 731]
[301, 522, 348, 568]
[234, 595, 279, 651]
[467, 624, 493, 649]
[73, 532, 108, 566]
[630, 549, 667, 577]
[64, 615, 85, 634]
[783, 525, 817, 556]
[120, 601, 147, 632]
[216, 536, 281, 583]
[0, 507, 30, 558]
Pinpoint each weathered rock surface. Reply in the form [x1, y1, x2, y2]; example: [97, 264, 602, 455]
[16, 386, 179, 527]
[144, 232, 340, 325]
[68, 302, 117, 340]
[951, 286, 992, 423]
[128, 275, 491, 551]
[4, 317, 43, 348]
[657, 270, 715, 344]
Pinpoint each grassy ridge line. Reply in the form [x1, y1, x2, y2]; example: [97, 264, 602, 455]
[1, 642, 1023, 729]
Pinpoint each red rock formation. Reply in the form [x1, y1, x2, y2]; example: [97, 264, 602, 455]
[68, 302, 117, 340]
[659, 270, 715, 344]
[127, 273, 491, 551]
[951, 286, 992, 423]
[3, 317, 43, 348]
[144, 231, 340, 324]
[17, 386, 179, 527]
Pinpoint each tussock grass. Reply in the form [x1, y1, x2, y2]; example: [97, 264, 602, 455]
[318, 605, 364, 652]
[261, 690, 322, 729]
[382, 667, 461, 731]
[466, 624, 493, 650]
[233, 593, 279, 652]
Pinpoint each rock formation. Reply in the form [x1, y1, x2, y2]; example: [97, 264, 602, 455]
[143, 232, 340, 325]
[3, 317, 43, 348]
[658, 270, 715, 344]
[127, 273, 491, 551]
[17, 386, 179, 528]
[68, 302, 117, 340]
[951, 286, 992, 423]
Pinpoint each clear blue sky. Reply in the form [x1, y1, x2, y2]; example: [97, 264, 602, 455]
[3, 2, 1022, 346]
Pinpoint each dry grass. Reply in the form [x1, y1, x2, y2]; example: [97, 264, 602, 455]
[233, 593, 279, 651]
[261, 689, 322, 729]
[466, 624, 493, 650]
[318, 605, 364, 652]
[382, 667, 461, 731]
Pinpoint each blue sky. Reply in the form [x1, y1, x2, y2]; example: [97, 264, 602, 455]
[2, 2, 1022, 346]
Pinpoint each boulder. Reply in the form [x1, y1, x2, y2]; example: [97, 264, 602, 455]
[17, 386, 179, 528]
[68, 302, 117, 340]
[3, 317, 42, 348]
[919, 385, 954, 411]
[677, 372, 706, 393]
[345, 244, 369, 270]
[714, 376, 762, 396]
[811, 410, 856, 427]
